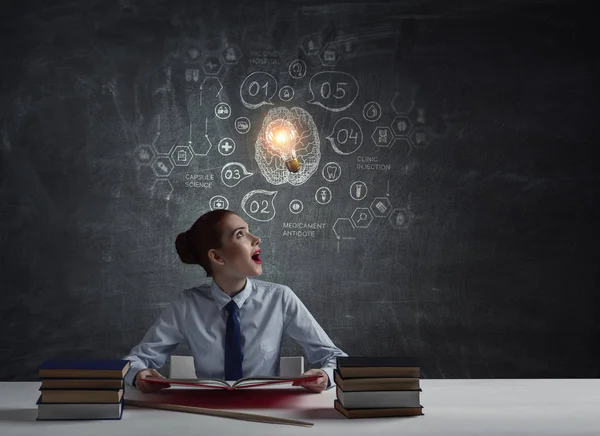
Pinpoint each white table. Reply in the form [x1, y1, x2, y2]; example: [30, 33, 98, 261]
[1, 380, 599, 435]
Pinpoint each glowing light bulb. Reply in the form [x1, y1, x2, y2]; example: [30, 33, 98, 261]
[265, 119, 300, 173]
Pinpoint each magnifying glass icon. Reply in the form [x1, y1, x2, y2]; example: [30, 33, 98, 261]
[357, 212, 367, 224]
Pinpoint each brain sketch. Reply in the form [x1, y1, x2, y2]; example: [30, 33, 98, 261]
[254, 106, 321, 186]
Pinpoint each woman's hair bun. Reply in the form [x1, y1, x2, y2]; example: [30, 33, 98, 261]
[175, 231, 197, 264]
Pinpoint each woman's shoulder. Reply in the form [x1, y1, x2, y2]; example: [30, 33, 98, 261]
[249, 278, 291, 294]
[250, 279, 301, 307]
[176, 284, 211, 301]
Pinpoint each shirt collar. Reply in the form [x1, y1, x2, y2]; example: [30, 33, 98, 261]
[210, 277, 253, 311]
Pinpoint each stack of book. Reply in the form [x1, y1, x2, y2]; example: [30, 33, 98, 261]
[36, 359, 130, 420]
[333, 356, 424, 419]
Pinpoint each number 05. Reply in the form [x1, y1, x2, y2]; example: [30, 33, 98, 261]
[320, 82, 348, 99]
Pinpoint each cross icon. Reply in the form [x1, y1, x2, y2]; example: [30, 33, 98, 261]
[220, 141, 233, 152]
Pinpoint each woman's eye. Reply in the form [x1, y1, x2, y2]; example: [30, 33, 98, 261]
[237, 232, 243, 238]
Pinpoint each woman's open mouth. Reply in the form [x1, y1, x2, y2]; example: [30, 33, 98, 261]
[251, 249, 262, 264]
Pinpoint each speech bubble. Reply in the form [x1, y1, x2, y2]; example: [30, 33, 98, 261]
[326, 117, 363, 155]
[240, 72, 278, 110]
[307, 71, 359, 112]
[241, 189, 278, 222]
[220, 162, 253, 187]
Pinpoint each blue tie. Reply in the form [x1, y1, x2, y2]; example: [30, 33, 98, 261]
[224, 300, 243, 380]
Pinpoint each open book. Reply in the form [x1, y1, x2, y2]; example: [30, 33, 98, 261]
[144, 374, 322, 390]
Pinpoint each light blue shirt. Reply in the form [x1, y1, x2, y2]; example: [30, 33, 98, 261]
[123, 277, 348, 389]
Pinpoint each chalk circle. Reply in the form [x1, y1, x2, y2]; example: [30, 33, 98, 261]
[210, 195, 229, 211]
[322, 162, 342, 182]
[315, 186, 332, 205]
[350, 181, 367, 201]
[289, 200, 304, 214]
[215, 102, 231, 120]
[279, 86, 295, 102]
[234, 117, 251, 134]
[326, 117, 363, 156]
[288, 59, 307, 79]
[217, 138, 236, 156]
[363, 101, 382, 122]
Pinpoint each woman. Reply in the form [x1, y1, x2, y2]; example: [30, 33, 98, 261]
[123, 209, 347, 393]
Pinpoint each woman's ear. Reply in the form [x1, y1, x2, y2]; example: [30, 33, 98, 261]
[208, 249, 225, 265]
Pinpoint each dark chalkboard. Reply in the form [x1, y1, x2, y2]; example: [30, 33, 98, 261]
[1, 0, 598, 380]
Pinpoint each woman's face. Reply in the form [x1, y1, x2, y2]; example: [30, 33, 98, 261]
[210, 213, 262, 278]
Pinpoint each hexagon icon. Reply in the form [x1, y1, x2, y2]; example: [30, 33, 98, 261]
[184, 47, 202, 65]
[371, 126, 394, 148]
[170, 145, 194, 167]
[410, 127, 430, 149]
[389, 207, 410, 229]
[351, 207, 373, 229]
[150, 178, 174, 201]
[391, 116, 412, 137]
[319, 43, 340, 67]
[300, 33, 321, 56]
[201, 54, 223, 75]
[370, 197, 392, 218]
[151, 118, 184, 156]
[220, 44, 242, 65]
[189, 136, 213, 156]
[151, 156, 174, 177]
[332, 217, 357, 240]
[133, 144, 155, 166]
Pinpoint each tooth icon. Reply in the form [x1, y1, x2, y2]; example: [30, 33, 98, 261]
[326, 165, 337, 180]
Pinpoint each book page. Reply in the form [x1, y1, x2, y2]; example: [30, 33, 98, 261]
[145, 374, 322, 389]
[145, 377, 231, 388]
[231, 374, 321, 388]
